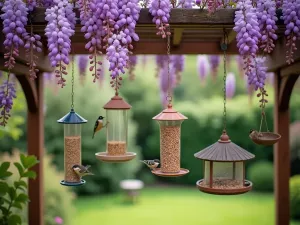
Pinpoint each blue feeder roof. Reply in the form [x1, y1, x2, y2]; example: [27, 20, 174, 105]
[57, 109, 87, 124]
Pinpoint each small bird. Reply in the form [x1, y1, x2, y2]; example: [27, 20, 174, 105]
[72, 164, 94, 177]
[249, 129, 262, 139]
[92, 116, 108, 139]
[140, 159, 160, 170]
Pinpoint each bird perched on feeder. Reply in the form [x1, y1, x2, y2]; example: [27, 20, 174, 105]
[92, 116, 108, 139]
[141, 159, 160, 170]
[72, 165, 94, 177]
[249, 129, 263, 139]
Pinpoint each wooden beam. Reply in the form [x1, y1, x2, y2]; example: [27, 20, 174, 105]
[278, 74, 299, 110]
[172, 28, 184, 46]
[221, 29, 236, 45]
[27, 73, 44, 225]
[274, 71, 290, 225]
[15, 75, 38, 113]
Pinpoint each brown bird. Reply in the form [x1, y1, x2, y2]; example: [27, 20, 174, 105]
[249, 129, 262, 139]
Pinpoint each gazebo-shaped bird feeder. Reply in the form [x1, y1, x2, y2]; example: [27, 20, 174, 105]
[95, 93, 136, 163]
[194, 131, 255, 195]
[58, 109, 87, 186]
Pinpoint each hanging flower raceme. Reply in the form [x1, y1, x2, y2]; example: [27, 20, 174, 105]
[197, 55, 209, 84]
[77, 55, 88, 84]
[41, 0, 54, 8]
[1, 0, 28, 70]
[0, 77, 16, 126]
[207, 0, 222, 14]
[234, 0, 261, 85]
[155, 55, 168, 77]
[79, 0, 103, 83]
[178, 0, 193, 8]
[209, 55, 220, 80]
[128, 55, 137, 80]
[149, 0, 171, 38]
[257, 0, 278, 53]
[45, 0, 75, 87]
[282, 0, 300, 64]
[249, 56, 267, 91]
[226, 72, 236, 99]
[26, 0, 36, 11]
[170, 55, 185, 84]
[236, 55, 244, 77]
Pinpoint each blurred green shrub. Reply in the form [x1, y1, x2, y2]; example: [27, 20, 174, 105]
[290, 175, 300, 220]
[248, 161, 274, 192]
[0, 150, 76, 225]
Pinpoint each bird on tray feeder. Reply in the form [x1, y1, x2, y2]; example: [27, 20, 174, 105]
[95, 93, 136, 163]
[57, 109, 88, 186]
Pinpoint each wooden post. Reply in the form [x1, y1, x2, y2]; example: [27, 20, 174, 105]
[27, 74, 44, 225]
[274, 72, 290, 225]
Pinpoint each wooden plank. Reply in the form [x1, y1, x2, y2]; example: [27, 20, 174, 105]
[274, 71, 290, 225]
[27, 73, 44, 225]
[172, 28, 184, 46]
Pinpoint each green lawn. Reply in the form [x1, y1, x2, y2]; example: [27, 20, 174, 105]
[75, 187, 300, 225]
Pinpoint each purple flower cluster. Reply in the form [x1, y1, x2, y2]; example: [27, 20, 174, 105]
[45, 0, 75, 87]
[128, 55, 137, 80]
[197, 55, 209, 82]
[26, 0, 36, 11]
[155, 55, 168, 77]
[170, 55, 185, 84]
[282, 0, 300, 64]
[149, 0, 171, 38]
[257, 0, 278, 53]
[41, 0, 54, 8]
[207, 0, 222, 14]
[1, 0, 28, 69]
[226, 72, 236, 99]
[248, 57, 267, 90]
[78, 55, 89, 76]
[178, 0, 193, 8]
[0, 77, 16, 126]
[209, 55, 220, 79]
[23, 32, 43, 79]
[65, 2, 76, 30]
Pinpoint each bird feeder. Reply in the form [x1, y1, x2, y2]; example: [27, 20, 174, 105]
[194, 131, 255, 195]
[152, 103, 189, 177]
[95, 94, 136, 162]
[57, 109, 87, 186]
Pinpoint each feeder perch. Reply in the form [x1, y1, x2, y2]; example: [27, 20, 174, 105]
[194, 131, 255, 195]
[95, 94, 136, 162]
[249, 131, 281, 146]
[152, 104, 189, 177]
[57, 109, 87, 186]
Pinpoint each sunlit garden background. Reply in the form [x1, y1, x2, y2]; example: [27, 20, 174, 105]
[1, 55, 300, 225]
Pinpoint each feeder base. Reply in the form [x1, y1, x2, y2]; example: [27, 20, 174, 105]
[249, 132, 281, 146]
[95, 152, 136, 163]
[151, 168, 189, 177]
[196, 179, 252, 195]
[60, 179, 86, 187]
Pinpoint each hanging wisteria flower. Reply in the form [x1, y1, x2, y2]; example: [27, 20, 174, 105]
[248, 56, 267, 90]
[79, 0, 103, 82]
[209, 55, 220, 80]
[276, 0, 282, 8]
[197, 55, 209, 83]
[149, 0, 171, 38]
[178, 0, 193, 8]
[234, 0, 261, 85]
[26, 0, 36, 11]
[45, 0, 75, 87]
[155, 55, 168, 77]
[65, 1, 76, 30]
[159, 62, 175, 93]
[257, 0, 278, 53]
[23, 32, 43, 80]
[236, 55, 244, 77]
[128, 55, 137, 80]
[0, 76, 16, 126]
[41, 0, 54, 7]
[1, 0, 28, 70]
[77, 55, 88, 84]
[170, 55, 185, 84]
[207, 0, 222, 14]
[282, 0, 300, 64]
[226, 72, 236, 99]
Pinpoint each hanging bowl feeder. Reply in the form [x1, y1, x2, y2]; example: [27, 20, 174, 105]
[58, 109, 87, 186]
[194, 131, 254, 195]
[152, 103, 189, 177]
[95, 94, 136, 163]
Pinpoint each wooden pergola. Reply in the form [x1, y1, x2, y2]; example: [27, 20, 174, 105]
[0, 8, 298, 225]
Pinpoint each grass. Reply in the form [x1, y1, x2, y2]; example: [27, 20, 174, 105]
[75, 187, 300, 225]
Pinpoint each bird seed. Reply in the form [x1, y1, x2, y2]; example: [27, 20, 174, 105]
[160, 126, 181, 173]
[201, 179, 243, 189]
[107, 141, 126, 155]
[64, 136, 81, 182]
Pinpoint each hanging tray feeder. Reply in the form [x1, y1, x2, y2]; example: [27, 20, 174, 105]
[194, 131, 255, 195]
[95, 94, 136, 163]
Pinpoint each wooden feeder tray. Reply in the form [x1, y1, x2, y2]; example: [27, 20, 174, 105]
[60, 179, 86, 187]
[95, 152, 136, 163]
[249, 132, 281, 146]
[196, 179, 252, 195]
[151, 168, 189, 177]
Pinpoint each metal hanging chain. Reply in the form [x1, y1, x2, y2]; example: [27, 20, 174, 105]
[221, 29, 228, 132]
[71, 51, 75, 109]
[166, 29, 172, 105]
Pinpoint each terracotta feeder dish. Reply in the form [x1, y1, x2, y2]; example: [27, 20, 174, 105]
[194, 131, 255, 195]
[95, 94, 136, 163]
[152, 103, 189, 177]
[249, 131, 281, 146]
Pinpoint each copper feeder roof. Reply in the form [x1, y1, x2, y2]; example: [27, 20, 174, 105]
[153, 104, 188, 121]
[194, 131, 255, 162]
[103, 94, 131, 110]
